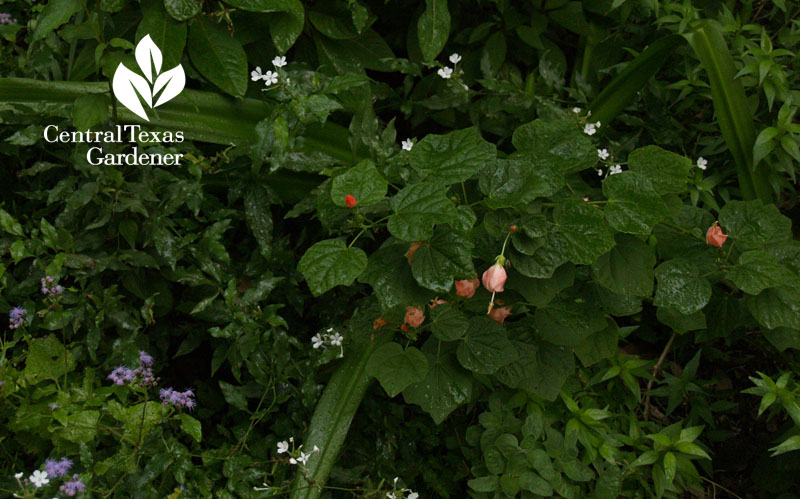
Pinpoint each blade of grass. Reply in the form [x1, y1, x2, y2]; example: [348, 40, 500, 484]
[684, 21, 773, 203]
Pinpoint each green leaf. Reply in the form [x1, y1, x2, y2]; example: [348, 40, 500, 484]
[551, 201, 616, 265]
[747, 286, 800, 330]
[219, 380, 249, 411]
[627, 145, 692, 194]
[366, 342, 428, 397]
[535, 298, 606, 347]
[769, 435, 800, 456]
[410, 127, 496, 185]
[495, 331, 573, 401]
[479, 156, 564, 207]
[55, 410, 100, 443]
[164, 0, 202, 21]
[72, 94, 109, 131]
[685, 21, 772, 202]
[387, 182, 458, 241]
[410, 228, 474, 293]
[574, 327, 618, 367]
[519, 471, 553, 496]
[268, 1, 305, 53]
[177, 413, 202, 442]
[33, 0, 83, 41]
[763, 328, 800, 352]
[718, 200, 792, 250]
[298, 239, 368, 296]
[429, 304, 469, 341]
[24, 335, 75, 383]
[417, 0, 450, 61]
[331, 160, 388, 207]
[360, 242, 434, 311]
[592, 234, 655, 296]
[654, 258, 712, 315]
[244, 185, 273, 259]
[603, 171, 669, 234]
[403, 340, 472, 424]
[315, 29, 395, 73]
[137, 0, 187, 69]
[728, 250, 796, 295]
[656, 307, 706, 333]
[512, 119, 596, 173]
[663, 452, 676, 483]
[309, 3, 359, 39]
[456, 317, 518, 374]
[468, 475, 499, 492]
[0, 209, 24, 236]
[510, 246, 568, 280]
[188, 15, 248, 97]
[508, 263, 574, 307]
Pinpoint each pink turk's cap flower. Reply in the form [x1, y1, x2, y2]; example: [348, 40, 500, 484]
[428, 298, 447, 310]
[403, 306, 425, 328]
[488, 306, 512, 323]
[482, 262, 507, 293]
[706, 224, 728, 247]
[454, 278, 480, 298]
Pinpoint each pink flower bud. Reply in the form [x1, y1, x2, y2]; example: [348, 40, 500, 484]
[488, 306, 512, 323]
[404, 306, 425, 328]
[482, 263, 507, 293]
[454, 278, 480, 298]
[706, 224, 728, 247]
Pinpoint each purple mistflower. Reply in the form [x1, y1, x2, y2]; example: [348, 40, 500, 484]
[139, 351, 153, 367]
[60, 475, 86, 496]
[41, 276, 64, 297]
[44, 457, 72, 477]
[49, 403, 60, 410]
[159, 387, 196, 410]
[107, 366, 135, 385]
[0, 13, 14, 24]
[9, 306, 26, 329]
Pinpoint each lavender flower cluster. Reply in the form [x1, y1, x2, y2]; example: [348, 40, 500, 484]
[44, 457, 72, 477]
[0, 13, 17, 24]
[41, 276, 64, 296]
[60, 475, 87, 496]
[107, 351, 158, 387]
[159, 387, 196, 410]
[8, 306, 26, 329]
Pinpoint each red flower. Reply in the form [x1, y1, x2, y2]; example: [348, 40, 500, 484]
[345, 195, 357, 208]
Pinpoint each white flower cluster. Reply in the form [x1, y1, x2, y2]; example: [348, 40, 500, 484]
[437, 53, 462, 80]
[386, 477, 419, 499]
[276, 437, 320, 466]
[583, 121, 601, 135]
[697, 157, 708, 170]
[251, 56, 289, 88]
[312, 328, 344, 350]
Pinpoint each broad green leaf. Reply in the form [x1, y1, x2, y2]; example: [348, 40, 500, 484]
[429, 304, 469, 341]
[663, 452, 676, 483]
[177, 413, 202, 442]
[479, 156, 564, 207]
[457, 317, 518, 374]
[508, 263, 574, 307]
[764, 328, 800, 352]
[403, 340, 472, 424]
[654, 258, 712, 314]
[164, 0, 202, 21]
[747, 286, 800, 330]
[269, 2, 305, 53]
[309, 3, 359, 39]
[72, 94, 110, 131]
[656, 307, 706, 334]
[718, 200, 792, 250]
[468, 476, 499, 492]
[574, 327, 618, 367]
[410, 127, 496, 185]
[519, 471, 553, 496]
[33, 0, 83, 41]
[495, 330, 573, 401]
[410, 228, 474, 293]
[510, 245, 568, 279]
[417, 0, 450, 61]
[244, 185, 273, 259]
[24, 335, 75, 383]
[331, 160, 388, 207]
[387, 182, 458, 241]
[728, 250, 796, 295]
[219, 380, 249, 411]
[298, 239, 368, 296]
[628, 145, 692, 194]
[603, 171, 669, 234]
[512, 119, 595, 172]
[188, 15, 248, 97]
[54, 410, 100, 443]
[535, 298, 606, 346]
[366, 342, 428, 397]
[551, 201, 616, 265]
[0, 209, 24, 236]
[359, 242, 434, 311]
[315, 29, 395, 73]
[592, 234, 655, 296]
[137, 0, 187, 69]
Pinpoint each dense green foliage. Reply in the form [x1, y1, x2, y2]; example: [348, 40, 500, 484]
[2, 0, 800, 497]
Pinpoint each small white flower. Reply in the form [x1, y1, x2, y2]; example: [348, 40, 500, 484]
[407, 493, 419, 499]
[597, 169, 603, 176]
[289, 457, 297, 464]
[449, 53, 461, 64]
[263, 71, 279, 86]
[14, 472, 23, 479]
[393, 477, 399, 485]
[254, 482, 271, 491]
[597, 148, 609, 160]
[326, 327, 335, 333]
[583, 123, 597, 135]
[297, 451, 312, 465]
[609, 164, 623, 175]
[387, 494, 396, 499]
[587, 110, 592, 117]
[251, 66, 265, 82]
[30, 470, 49, 488]
[272, 56, 287, 68]
[595, 121, 601, 128]
[311, 334, 325, 349]
[572, 107, 581, 113]
[329, 332, 344, 346]
[402, 139, 414, 151]
[697, 157, 708, 170]
[437, 67, 453, 79]
[289, 436, 294, 442]
[313, 445, 320, 452]
[277, 440, 289, 454]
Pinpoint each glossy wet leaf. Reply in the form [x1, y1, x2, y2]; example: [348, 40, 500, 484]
[654, 258, 712, 315]
[298, 239, 368, 296]
[457, 317, 518, 374]
[366, 342, 428, 397]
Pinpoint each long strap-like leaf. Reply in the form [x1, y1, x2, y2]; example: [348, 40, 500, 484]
[0, 77, 358, 163]
[684, 21, 772, 203]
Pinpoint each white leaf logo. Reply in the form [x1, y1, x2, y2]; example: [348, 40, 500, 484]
[112, 35, 185, 121]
